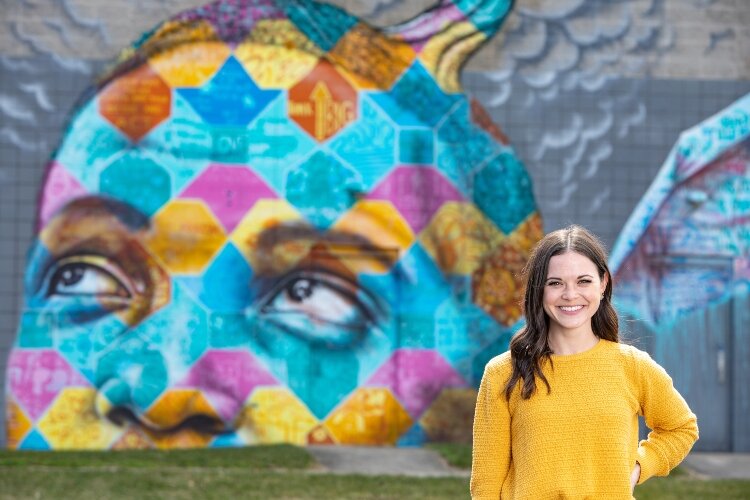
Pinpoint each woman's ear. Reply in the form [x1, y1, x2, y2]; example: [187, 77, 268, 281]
[601, 272, 610, 297]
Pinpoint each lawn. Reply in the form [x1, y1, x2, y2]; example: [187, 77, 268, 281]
[1, 444, 748, 499]
[426, 442, 750, 500]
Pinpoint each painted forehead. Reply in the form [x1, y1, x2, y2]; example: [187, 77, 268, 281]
[40, 2, 537, 286]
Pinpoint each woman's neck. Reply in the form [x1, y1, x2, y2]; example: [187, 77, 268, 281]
[547, 329, 599, 355]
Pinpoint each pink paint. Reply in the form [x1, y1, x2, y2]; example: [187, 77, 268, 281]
[366, 166, 464, 233]
[38, 162, 88, 229]
[179, 164, 277, 232]
[365, 349, 467, 418]
[395, 3, 467, 53]
[176, 350, 279, 422]
[7, 349, 90, 421]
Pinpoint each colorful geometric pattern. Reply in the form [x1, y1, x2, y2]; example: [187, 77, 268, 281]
[611, 93, 750, 326]
[8, 0, 537, 450]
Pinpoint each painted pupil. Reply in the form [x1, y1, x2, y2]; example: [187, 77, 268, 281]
[288, 278, 314, 302]
[59, 265, 85, 286]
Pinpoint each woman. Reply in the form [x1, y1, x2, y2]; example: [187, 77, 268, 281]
[470, 225, 698, 499]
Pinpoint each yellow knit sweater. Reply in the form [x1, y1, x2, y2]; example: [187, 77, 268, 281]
[470, 339, 698, 499]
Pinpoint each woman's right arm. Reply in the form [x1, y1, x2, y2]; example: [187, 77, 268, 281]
[470, 359, 512, 499]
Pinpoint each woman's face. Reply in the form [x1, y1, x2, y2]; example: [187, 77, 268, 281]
[542, 251, 607, 338]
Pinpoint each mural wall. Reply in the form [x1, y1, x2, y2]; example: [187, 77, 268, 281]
[4, 0, 543, 450]
[1, 0, 749, 451]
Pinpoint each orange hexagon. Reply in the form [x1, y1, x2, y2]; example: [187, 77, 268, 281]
[288, 60, 357, 142]
[99, 63, 171, 142]
[145, 200, 227, 275]
[6, 398, 32, 450]
[419, 388, 477, 443]
[229, 199, 310, 275]
[235, 19, 323, 89]
[37, 388, 121, 449]
[329, 23, 415, 90]
[331, 200, 414, 274]
[418, 21, 487, 93]
[235, 387, 318, 445]
[419, 201, 504, 275]
[149, 21, 231, 88]
[324, 387, 413, 445]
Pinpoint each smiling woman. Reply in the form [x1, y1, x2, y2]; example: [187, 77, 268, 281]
[470, 225, 699, 499]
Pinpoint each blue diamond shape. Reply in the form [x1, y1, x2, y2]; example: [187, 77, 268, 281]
[178, 56, 280, 126]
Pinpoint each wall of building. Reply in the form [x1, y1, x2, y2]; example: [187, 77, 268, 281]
[1, 0, 749, 450]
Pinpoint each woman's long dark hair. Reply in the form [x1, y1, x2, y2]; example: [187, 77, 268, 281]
[504, 225, 619, 400]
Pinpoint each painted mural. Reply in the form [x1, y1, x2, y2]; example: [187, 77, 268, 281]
[5, 0, 543, 449]
[611, 93, 750, 327]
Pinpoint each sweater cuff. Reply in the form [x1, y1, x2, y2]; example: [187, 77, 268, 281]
[635, 443, 657, 484]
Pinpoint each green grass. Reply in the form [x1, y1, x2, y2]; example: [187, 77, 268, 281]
[427, 443, 750, 500]
[426, 442, 472, 469]
[0, 444, 312, 469]
[1, 445, 749, 499]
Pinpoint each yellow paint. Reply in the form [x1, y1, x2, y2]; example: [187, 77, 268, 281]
[329, 23, 415, 90]
[235, 19, 322, 89]
[6, 399, 32, 450]
[37, 388, 121, 449]
[325, 388, 412, 445]
[230, 199, 310, 275]
[149, 28, 232, 87]
[145, 200, 227, 275]
[144, 389, 220, 430]
[418, 21, 486, 93]
[331, 200, 414, 274]
[419, 201, 504, 275]
[237, 387, 318, 445]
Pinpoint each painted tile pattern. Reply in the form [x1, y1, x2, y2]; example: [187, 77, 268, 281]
[611, 93, 750, 327]
[6, 0, 543, 449]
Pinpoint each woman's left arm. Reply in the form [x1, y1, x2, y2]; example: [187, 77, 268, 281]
[635, 351, 699, 485]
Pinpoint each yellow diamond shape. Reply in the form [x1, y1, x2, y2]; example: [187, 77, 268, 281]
[38, 388, 121, 449]
[325, 388, 413, 445]
[331, 200, 414, 274]
[236, 387, 318, 445]
[145, 200, 227, 275]
[149, 21, 231, 87]
[235, 19, 323, 89]
[230, 199, 310, 275]
[419, 201, 504, 275]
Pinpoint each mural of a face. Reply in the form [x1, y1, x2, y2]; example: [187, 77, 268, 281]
[6, 0, 542, 450]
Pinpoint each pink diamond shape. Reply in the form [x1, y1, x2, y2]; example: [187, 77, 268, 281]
[176, 350, 279, 422]
[366, 166, 464, 233]
[365, 349, 467, 418]
[179, 164, 277, 232]
[7, 349, 90, 421]
[38, 162, 88, 229]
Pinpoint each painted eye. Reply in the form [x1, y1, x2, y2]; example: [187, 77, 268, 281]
[47, 258, 131, 298]
[259, 270, 380, 347]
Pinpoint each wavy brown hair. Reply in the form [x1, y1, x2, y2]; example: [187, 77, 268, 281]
[504, 225, 619, 400]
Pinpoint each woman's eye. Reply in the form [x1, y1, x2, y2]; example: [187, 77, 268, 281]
[47, 260, 130, 298]
[259, 271, 380, 347]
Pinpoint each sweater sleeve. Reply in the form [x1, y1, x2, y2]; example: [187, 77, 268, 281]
[470, 359, 512, 499]
[635, 350, 699, 484]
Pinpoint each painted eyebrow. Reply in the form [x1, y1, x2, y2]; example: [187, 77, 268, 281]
[255, 225, 400, 265]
